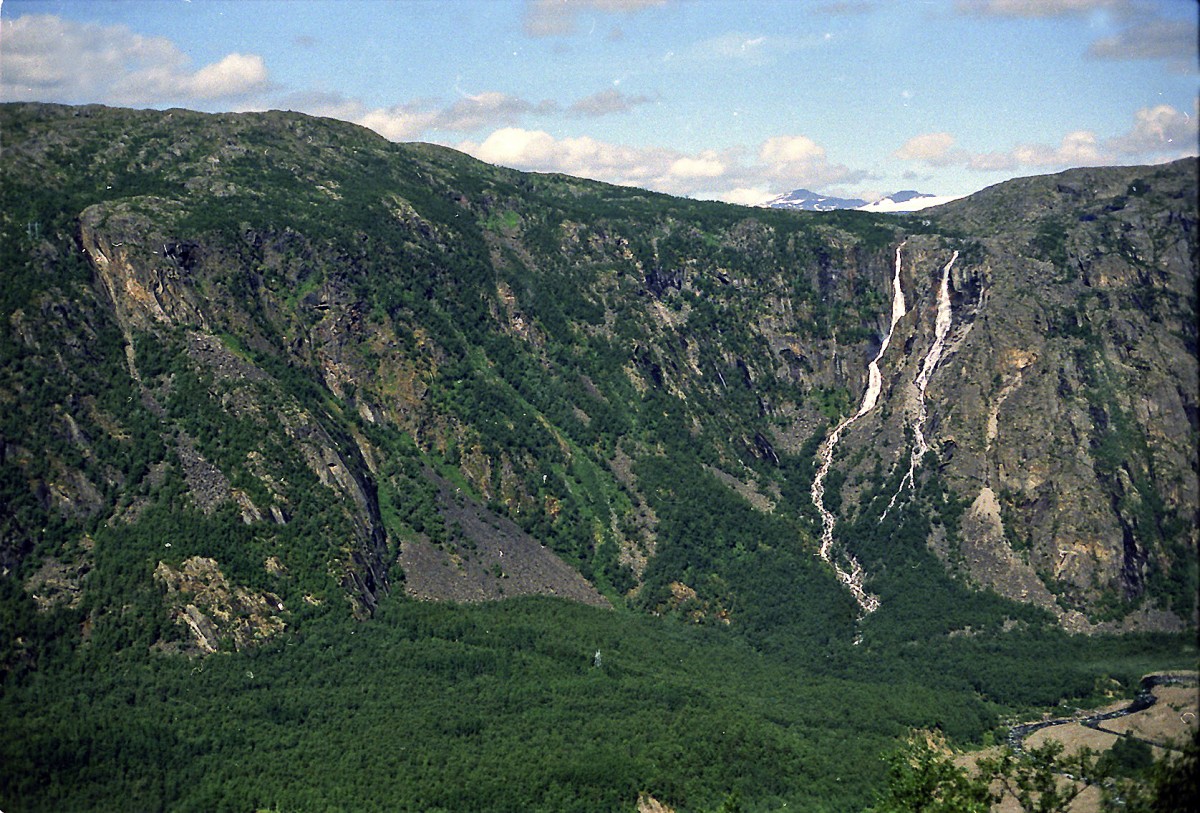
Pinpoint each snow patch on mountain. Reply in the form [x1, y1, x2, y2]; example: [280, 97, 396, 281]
[856, 193, 964, 213]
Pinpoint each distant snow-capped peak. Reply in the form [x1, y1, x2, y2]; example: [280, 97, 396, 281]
[764, 188, 962, 213]
[764, 188, 867, 211]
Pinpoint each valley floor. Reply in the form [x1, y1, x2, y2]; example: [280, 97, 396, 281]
[957, 672, 1198, 813]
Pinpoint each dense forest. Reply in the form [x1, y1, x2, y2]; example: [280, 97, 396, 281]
[3, 586, 1193, 811]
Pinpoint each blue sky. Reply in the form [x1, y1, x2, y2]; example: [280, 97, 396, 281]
[2, 0, 1196, 203]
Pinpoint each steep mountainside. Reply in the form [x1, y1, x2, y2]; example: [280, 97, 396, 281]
[1, 103, 1196, 660]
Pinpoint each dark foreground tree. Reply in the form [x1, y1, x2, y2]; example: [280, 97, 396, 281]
[868, 732, 992, 813]
[975, 740, 1103, 813]
[1108, 728, 1199, 813]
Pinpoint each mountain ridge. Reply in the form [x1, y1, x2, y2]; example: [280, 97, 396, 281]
[1, 103, 1195, 657]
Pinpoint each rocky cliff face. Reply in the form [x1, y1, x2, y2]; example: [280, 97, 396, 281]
[77, 205, 393, 619]
[1, 103, 1194, 654]
[820, 167, 1197, 629]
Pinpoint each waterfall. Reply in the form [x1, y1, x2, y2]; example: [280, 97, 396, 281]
[886, 250, 958, 513]
[810, 243, 909, 616]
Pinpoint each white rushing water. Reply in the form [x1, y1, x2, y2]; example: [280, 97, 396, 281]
[810, 244, 909, 616]
[886, 250, 959, 513]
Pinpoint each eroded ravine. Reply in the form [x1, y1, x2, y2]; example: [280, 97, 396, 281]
[810, 244, 909, 616]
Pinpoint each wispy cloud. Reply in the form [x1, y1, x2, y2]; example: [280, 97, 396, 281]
[895, 103, 1198, 173]
[686, 31, 831, 66]
[0, 14, 269, 106]
[956, 0, 1124, 18]
[957, 0, 1197, 73]
[1088, 16, 1198, 73]
[523, 0, 667, 38]
[696, 32, 772, 61]
[282, 85, 652, 142]
[435, 92, 559, 131]
[810, 1, 879, 15]
[567, 87, 655, 116]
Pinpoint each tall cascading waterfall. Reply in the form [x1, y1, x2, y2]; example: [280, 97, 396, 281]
[809, 243, 909, 616]
[885, 250, 959, 514]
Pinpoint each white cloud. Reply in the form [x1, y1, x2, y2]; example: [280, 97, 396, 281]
[1019, 130, 1104, 165]
[461, 127, 672, 184]
[186, 54, 268, 99]
[759, 135, 825, 165]
[669, 154, 726, 178]
[718, 186, 774, 206]
[756, 136, 859, 189]
[894, 132, 960, 165]
[464, 128, 561, 166]
[523, 0, 667, 37]
[993, 129, 1104, 169]
[356, 107, 440, 142]
[0, 14, 269, 106]
[966, 130, 1104, 171]
[1108, 103, 1199, 155]
[895, 104, 1198, 174]
[459, 127, 862, 202]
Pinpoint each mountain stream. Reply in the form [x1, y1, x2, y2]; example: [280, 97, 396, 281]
[810, 244, 910, 616]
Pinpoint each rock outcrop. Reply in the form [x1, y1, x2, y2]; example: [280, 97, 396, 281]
[154, 556, 287, 654]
